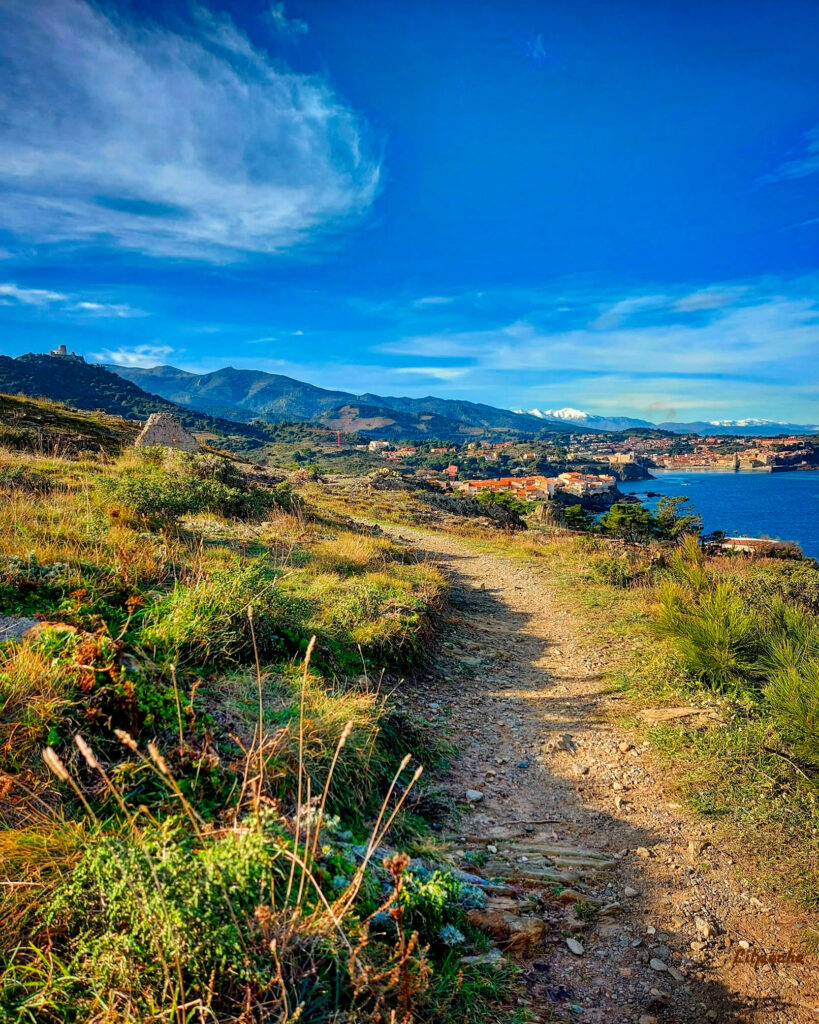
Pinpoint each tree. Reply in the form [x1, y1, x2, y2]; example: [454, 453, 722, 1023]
[476, 489, 530, 516]
[599, 502, 655, 542]
[653, 496, 703, 540]
[564, 503, 595, 531]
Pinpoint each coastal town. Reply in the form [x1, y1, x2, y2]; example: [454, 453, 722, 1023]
[356, 430, 819, 505]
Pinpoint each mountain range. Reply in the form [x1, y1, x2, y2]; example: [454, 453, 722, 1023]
[2, 353, 815, 441]
[116, 366, 817, 437]
[107, 364, 584, 438]
[520, 407, 819, 437]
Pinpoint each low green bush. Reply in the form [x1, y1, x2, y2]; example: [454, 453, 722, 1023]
[732, 560, 819, 615]
[104, 451, 279, 527]
[765, 659, 819, 770]
[588, 554, 651, 588]
[655, 581, 765, 692]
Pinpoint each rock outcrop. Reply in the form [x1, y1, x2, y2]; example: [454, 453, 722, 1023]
[135, 413, 201, 453]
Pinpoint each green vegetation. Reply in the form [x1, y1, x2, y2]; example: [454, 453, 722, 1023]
[599, 496, 702, 541]
[0, 428, 517, 1023]
[0, 393, 140, 457]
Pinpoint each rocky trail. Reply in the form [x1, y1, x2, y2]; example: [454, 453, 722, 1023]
[391, 527, 818, 1024]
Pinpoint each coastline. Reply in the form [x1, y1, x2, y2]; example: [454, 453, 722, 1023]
[619, 469, 819, 558]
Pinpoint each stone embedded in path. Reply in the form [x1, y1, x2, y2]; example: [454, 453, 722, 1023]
[465, 789, 484, 802]
[649, 958, 668, 972]
[566, 937, 584, 955]
[0, 616, 39, 642]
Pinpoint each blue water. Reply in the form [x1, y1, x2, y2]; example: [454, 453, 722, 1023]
[617, 470, 819, 559]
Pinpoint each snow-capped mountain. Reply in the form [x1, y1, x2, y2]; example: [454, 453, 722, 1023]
[517, 407, 655, 431]
[514, 406, 819, 436]
[657, 419, 819, 436]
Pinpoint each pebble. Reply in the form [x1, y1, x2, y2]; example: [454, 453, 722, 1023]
[566, 937, 584, 955]
[694, 916, 717, 939]
[624, 886, 639, 898]
[634, 846, 652, 858]
[649, 958, 668, 972]
[639, 1016, 658, 1024]
[465, 790, 484, 802]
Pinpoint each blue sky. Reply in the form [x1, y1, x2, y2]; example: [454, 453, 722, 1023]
[0, 0, 817, 423]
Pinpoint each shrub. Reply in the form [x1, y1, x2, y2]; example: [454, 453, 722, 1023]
[104, 452, 279, 527]
[30, 816, 354, 1019]
[655, 581, 764, 692]
[732, 560, 819, 615]
[400, 869, 466, 941]
[588, 554, 651, 588]
[757, 598, 819, 678]
[765, 658, 819, 769]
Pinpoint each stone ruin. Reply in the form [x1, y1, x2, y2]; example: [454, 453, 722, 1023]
[134, 413, 201, 453]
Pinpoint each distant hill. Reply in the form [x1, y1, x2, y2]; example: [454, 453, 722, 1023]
[0, 354, 271, 446]
[108, 363, 585, 437]
[318, 402, 490, 439]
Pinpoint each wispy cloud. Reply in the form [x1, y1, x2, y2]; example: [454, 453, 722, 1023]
[762, 125, 819, 183]
[0, 281, 146, 317]
[0, 0, 378, 260]
[266, 3, 309, 36]
[94, 344, 175, 368]
[0, 283, 67, 306]
[591, 294, 667, 330]
[375, 276, 819, 420]
[413, 295, 455, 307]
[395, 366, 469, 380]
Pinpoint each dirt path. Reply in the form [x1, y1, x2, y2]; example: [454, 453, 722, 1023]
[391, 526, 818, 1024]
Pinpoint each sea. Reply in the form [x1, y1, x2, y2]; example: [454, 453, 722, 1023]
[617, 470, 819, 560]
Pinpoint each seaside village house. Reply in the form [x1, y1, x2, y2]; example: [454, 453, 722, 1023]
[455, 472, 616, 501]
[556, 472, 617, 497]
[455, 475, 558, 500]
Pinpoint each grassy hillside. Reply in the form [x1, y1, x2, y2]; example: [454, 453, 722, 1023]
[0, 393, 140, 456]
[0, 439, 544, 1022]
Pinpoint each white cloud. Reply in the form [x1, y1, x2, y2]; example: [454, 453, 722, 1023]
[70, 301, 146, 318]
[673, 287, 745, 312]
[267, 3, 309, 36]
[0, 281, 145, 318]
[0, 0, 378, 260]
[0, 282, 67, 306]
[413, 295, 455, 307]
[763, 125, 819, 183]
[94, 344, 175, 368]
[591, 294, 667, 329]
[395, 366, 469, 380]
[383, 280, 819, 379]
